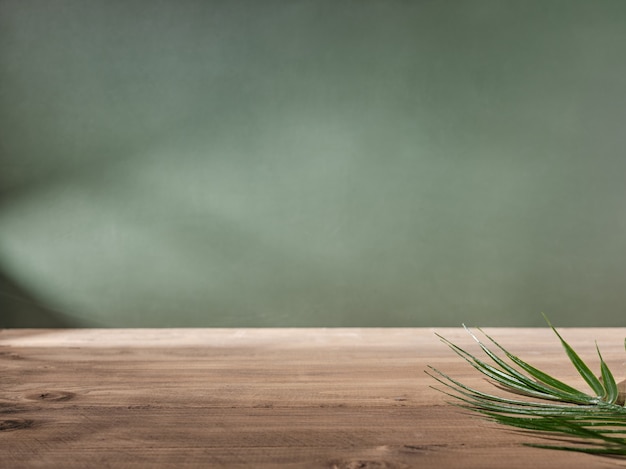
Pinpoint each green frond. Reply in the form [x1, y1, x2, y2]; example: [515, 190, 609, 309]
[428, 316, 626, 456]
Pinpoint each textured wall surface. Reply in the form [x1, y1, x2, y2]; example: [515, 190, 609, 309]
[1, 1, 625, 327]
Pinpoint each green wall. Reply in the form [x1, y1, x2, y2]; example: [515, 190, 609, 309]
[2, 1, 625, 327]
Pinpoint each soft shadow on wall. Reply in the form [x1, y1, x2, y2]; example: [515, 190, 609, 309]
[2, 1, 626, 327]
[0, 267, 71, 328]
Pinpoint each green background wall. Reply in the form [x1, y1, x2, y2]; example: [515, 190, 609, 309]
[1, 0, 625, 327]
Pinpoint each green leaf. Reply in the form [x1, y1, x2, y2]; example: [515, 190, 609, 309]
[435, 333, 581, 402]
[542, 313, 605, 398]
[428, 315, 626, 457]
[596, 343, 619, 404]
[476, 327, 596, 403]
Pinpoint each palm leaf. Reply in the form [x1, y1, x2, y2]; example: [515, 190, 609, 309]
[427, 317, 626, 456]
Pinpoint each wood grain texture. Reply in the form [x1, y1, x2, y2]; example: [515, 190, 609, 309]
[1, 328, 626, 468]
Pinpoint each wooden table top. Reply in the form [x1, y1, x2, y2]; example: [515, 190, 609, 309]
[1, 328, 625, 468]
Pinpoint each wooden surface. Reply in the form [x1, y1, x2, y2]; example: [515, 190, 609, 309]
[1, 328, 626, 468]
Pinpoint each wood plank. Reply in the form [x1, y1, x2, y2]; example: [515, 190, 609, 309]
[1, 328, 625, 468]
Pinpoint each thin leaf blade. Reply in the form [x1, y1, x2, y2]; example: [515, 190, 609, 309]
[596, 343, 619, 404]
[543, 313, 605, 398]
